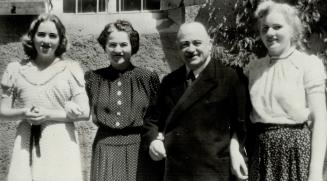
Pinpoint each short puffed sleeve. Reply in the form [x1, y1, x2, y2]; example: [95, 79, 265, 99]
[67, 61, 86, 97]
[303, 55, 326, 94]
[1, 62, 19, 98]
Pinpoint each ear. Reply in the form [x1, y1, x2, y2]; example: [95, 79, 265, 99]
[208, 38, 213, 49]
[175, 40, 181, 50]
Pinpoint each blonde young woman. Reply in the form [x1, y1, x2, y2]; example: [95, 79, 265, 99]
[244, 1, 327, 181]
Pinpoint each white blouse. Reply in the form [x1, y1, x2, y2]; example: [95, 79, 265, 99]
[245, 50, 326, 124]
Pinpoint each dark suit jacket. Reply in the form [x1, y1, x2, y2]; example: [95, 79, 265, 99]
[144, 58, 249, 181]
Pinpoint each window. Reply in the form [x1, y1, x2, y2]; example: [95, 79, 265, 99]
[64, 0, 160, 13]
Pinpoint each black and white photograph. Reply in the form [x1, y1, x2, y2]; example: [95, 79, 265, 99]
[0, 0, 327, 181]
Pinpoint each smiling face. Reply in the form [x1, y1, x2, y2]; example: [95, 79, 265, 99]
[259, 10, 293, 57]
[106, 31, 132, 69]
[33, 21, 60, 60]
[177, 23, 212, 70]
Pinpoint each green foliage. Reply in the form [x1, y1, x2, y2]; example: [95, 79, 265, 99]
[208, 0, 327, 67]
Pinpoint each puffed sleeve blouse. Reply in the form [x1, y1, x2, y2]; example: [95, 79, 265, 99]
[245, 50, 326, 124]
[85, 65, 160, 129]
[1, 59, 86, 110]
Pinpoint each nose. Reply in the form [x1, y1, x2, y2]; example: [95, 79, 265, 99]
[266, 27, 274, 36]
[114, 45, 123, 53]
[186, 43, 196, 53]
[42, 35, 51, 44]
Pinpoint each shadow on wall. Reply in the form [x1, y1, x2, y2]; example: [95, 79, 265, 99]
[0, 15, 37, 45]
[153, 9, 184, 73]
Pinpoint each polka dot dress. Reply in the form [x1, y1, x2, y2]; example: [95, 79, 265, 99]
[249, 123, 311, 181]
[86, 65, 162, 181]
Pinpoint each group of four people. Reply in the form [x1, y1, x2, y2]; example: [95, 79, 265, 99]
[1, 0, 326, 181]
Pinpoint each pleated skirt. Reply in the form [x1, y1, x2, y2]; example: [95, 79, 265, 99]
[249, 123, 311, 181]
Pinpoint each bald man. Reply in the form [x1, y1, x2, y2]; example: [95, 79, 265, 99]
[144, 22, 249, 181]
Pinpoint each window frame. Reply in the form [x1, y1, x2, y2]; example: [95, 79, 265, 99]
[66, 0, 161, 14]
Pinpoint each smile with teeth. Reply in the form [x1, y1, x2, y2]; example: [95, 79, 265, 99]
[267, 37, 277, 44]
[41, 43, 51, 49]
[186, 53, 198, 59]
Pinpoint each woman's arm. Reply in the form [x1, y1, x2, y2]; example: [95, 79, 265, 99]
[0, 96, 47, 123]
[39, 61, 90, 123]
[230, 132, 248, 180]
[0, 96, 28, 120]
[68, 92, 90, 121]
[35, 93, 90, 123]
[307, 88, 327, 181]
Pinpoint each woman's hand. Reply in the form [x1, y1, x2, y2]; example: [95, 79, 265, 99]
[65, 101, 83, 119]
[230, 149, 248, 180]
[230, 133, 248, 180]
[149, 139, 166, 161]
[25, 106, 49, 125]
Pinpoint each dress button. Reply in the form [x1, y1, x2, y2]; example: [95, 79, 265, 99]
[116, 112, 121, 116]
[104, 107, 111, 113]
[117, 100, 122, 105]
[115, 121, 120, 127]
[117, 81, 122, 86]
[117, 90, 122, 96]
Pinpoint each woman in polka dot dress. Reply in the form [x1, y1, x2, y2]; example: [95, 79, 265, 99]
[86, 20, 162, 181]
[245, 1, 327, 181]
[0, 14, 90, 181]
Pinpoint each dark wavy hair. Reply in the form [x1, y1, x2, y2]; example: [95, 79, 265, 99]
[97, 20, 139, 55]
[22, 14, 68, 59]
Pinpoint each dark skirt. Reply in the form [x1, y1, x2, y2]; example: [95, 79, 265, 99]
[90, 127, 164, 181]
[249, 123, 311, 181]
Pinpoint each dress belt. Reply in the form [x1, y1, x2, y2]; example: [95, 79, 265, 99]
[253, 122, 307, 133]
[97, 123, 144, 136]
[29, 124, 41, 166]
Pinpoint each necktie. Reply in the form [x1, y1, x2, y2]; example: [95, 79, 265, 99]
[186, 71, 195, 87]
[187, 71, 196, 82]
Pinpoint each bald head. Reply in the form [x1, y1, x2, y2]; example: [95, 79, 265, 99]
[176, 22, 212, 70]
[177, 22, 211, 42]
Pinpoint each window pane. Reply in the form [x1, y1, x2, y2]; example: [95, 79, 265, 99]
[63, 0, 75, 13]
[122, 0, 141, 11]
[108, 0, 118, 13]
[144, 0, 160, 10]
[78, 0, 96, 12]
[99, 0, 106, 12]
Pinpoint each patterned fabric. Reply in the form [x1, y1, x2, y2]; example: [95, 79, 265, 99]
[249, 123, 311, 181]
[91, 141, 140, 181]
[85, 65, 161, 181]
[245, 50, 326, 124]
[1, 59, 84, 181]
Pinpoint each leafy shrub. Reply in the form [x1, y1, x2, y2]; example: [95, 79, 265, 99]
[206, 0, 327, 67]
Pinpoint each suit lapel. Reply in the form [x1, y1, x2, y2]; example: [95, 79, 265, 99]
[169, 67, 188, 104]
[165, 60, 218, 131]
